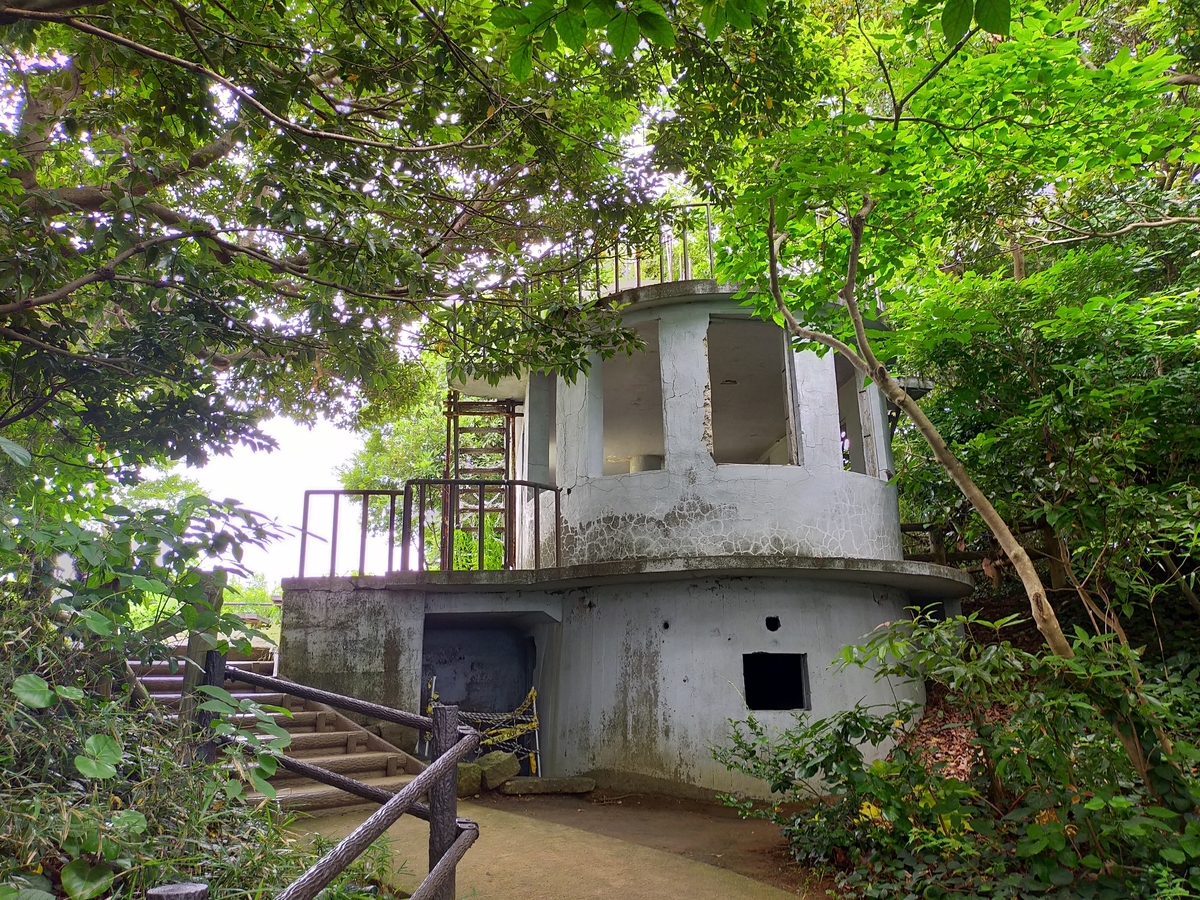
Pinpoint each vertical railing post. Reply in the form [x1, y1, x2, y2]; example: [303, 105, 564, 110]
[477, 484, 485, 571]
[358, 492, 369, 577]
[706, 203, 715, 276]
[401, 486, 413, 571]
[388, 493, 397, 573]
[299, 492, 311, 578]
[554, 489, 563, 566]
[429, 704, 460, 900]
[417, 482, 427, 572]
[329, 493, 340, 578]
[533, 487, 542, 570]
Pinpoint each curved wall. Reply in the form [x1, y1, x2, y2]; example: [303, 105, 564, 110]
[544, 283, 902, 567]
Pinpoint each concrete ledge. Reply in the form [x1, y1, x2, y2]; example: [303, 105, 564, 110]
[282, 554, 973, 599]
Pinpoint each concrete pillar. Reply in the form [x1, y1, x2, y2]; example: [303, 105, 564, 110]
[792, 349, 843, 472]
[556, 356, 603, 485]
[658, 307, 714, 473]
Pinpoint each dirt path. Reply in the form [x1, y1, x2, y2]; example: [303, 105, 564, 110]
[306, 790, 819, 899]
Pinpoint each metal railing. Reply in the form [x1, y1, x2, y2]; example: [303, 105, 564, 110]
[513, 202, 719, 304]
[297, 480, 562, 578]
[401, 478, 561, 573]
[222, 665, 479, 900]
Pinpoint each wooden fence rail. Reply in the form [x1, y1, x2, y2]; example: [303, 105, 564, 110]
[217, 666, 478, 900]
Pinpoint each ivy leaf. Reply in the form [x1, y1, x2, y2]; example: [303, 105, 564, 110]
[59, 861, 113, 900]
[12, 674, 56, 708]
[974, 0, 1009, 36]
[607, 10, 639, 59]
[555, 10, 588, 51]
[509, 41, 533, 80]
[941, 0, 973, 42]
[0, 436, 31, 466]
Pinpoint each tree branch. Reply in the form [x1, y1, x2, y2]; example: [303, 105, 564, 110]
[0, 233, 198, 317]
[6, 10, 507, 155]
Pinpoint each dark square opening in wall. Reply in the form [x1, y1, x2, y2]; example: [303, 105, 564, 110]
[743, 653, 810, 710]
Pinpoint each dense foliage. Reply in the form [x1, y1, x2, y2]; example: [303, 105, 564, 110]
[718, 615, 1200, 898]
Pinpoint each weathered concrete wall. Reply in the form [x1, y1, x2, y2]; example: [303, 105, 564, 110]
[278, 586, 425, 748]
[422, 626, 536, 713]
[531, 575, 920, 795]
[551, 287, 902, 566]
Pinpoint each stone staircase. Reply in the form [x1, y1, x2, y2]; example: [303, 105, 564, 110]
[131, 652, 426, 814]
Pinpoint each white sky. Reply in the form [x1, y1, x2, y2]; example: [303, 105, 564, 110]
[187, 416, 363, 588]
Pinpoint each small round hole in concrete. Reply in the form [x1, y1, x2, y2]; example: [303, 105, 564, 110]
[662, 620, 670, 630]
[765, 616, 781, 632]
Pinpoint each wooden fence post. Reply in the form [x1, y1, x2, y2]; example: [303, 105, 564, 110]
[428, 704, 459, 900]
[195, 649, 227, 763]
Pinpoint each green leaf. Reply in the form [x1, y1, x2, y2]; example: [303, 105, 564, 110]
[607, 10, 639, 58]
[59, 861, 113, 900]
[110, 810, 147, 833]
[541, 24, 559, 52]
[509, 41, 533, 80]
[15, 890, 56, 900]
[84, 734, 123, 764]
[941, 0, 973, 42]
[74, 757, 117, 779]
[636, 9, 675, 47]
[0, 436, 31, 466]
[490, 5, 528, 27]
[77, 609, 112, 636]
[250, 771, 276, 798]
[55, 685, 85, 701]
[974, 0, 1009, 35]
[12, 674, 56, 708]
[555, 10, 588, 51]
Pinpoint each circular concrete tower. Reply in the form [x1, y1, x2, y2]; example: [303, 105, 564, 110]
[517, 280, 907, 568]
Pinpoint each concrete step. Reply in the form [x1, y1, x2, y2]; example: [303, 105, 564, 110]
[271, 751, 407, 783]
[286, 732, 371, 756]
[151, 692, 296, 711]
[259, 774, 416, 813]
[131, 657, 275, 677]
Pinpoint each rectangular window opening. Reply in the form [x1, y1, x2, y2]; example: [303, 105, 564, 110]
[743, 652, 810, 710]
[602, 320, 665, 475]
[708, 318, 794, 465]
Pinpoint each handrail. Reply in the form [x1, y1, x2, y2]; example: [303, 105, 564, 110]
[401, 478, 562, 573]
[219, 666, 475, 900]
[297, 480, 562, 578]
[226, 666, 431, 731]
[275, 725, 479, 900]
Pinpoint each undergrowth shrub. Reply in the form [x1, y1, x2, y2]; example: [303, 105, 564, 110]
[716, 614, 1200, 899]
[0, 497, 406, 900]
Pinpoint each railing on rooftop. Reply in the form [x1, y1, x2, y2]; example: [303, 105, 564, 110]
[516, 202, 719, 303]
[297, 480, 562, 578]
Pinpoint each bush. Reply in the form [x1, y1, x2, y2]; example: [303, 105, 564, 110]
[716, 614, 1200, 899]
[0, 495, 404, 900]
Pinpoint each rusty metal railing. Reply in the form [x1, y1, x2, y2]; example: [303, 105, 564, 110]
[400, 478, 561, 573]
[297, 481, 561, 578]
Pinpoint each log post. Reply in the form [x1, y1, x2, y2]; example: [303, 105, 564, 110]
[428, 704, 459, 900]
[146, 884, 208, 900]
[179, 568, 226, 727]
[195, 649, 227, 763]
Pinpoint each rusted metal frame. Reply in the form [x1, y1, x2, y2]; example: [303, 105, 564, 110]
[299, 492, 312, 578]
[533, 486, 542, 570]
[275, 725, 479, 900]
[700, 204, 710, 274]
[418, 482, 427, 572]
[477, 486, 485, 571]
[329, 493, 340, 578]
[225, 667, 433, 732]
[554, 488, 563, 566]
[401, 485, 413, 571]
[358, 492, 369, 577]
[387, 494, 397, 573]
